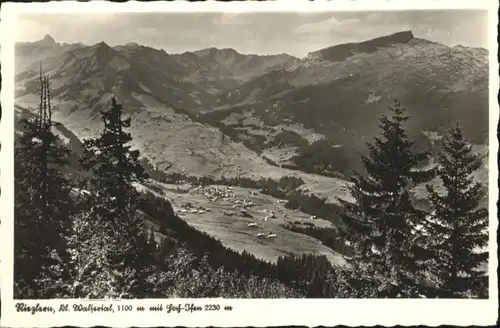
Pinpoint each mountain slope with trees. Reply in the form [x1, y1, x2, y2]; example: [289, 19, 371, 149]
[13, 30, 490, 299]
[14, 69, 489, 299]
[14, 31, 488, 216]
[201, 32, 488, 176]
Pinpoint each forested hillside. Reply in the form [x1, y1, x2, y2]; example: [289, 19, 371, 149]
[14, 72, 488, 299]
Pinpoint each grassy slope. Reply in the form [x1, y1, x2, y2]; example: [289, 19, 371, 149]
[15, 102, 488, 272]
[136, 181, 345, 266]
[15, 93, 354, 207]
[14, 35, 489, 271]
[15, 103, 348, 266]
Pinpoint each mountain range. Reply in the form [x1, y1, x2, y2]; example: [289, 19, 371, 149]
[14, 30, 489, 264]
[15, 30, 489, 188]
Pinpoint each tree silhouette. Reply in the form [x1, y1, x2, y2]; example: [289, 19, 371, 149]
[78, 97, 153, 298]
[426, 124, 488, 298]
[14, 69, 74, 298]
[337, 100, 435, 297]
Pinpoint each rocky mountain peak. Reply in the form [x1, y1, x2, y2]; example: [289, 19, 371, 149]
[307, 30, 415, 62]
[38, 34, 57, 45]
[90, 41, 114, 55]
[218, 48, 240, 56]
[96, 40, 110, 48]
[193, 47, 241, 59]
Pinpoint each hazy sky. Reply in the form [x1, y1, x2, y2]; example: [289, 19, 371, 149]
[17, 10, 489, 57]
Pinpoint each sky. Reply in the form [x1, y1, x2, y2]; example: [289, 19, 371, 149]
[16, 10, 489, 57]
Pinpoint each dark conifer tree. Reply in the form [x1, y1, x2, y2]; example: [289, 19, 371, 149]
[336, 100, 435, 297]
[79, 97, 153, 298]
[14, 70, 74, 298]
[426, 124, 488, 298]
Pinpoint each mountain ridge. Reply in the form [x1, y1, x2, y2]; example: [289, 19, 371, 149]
[15, 30, 489, 181]
[20, 30, 488, 59]
[306, 30, 416, 62]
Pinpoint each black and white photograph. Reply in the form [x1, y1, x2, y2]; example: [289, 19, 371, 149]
[0, 1, 498, 327]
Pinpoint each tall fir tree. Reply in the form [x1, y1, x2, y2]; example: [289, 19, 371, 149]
[426, 124, 488, 298]
[14, 69, 74, 298]
[78, 97, 154, 298]
[336, 100, 435, 297]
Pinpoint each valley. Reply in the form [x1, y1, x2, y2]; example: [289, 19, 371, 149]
[137, 181, 345, 265]
[14, 30, 489, 268]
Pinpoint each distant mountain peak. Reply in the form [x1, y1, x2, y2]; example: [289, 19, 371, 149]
[38, 34, 56, 45]
[97, 41, 109, 47]
[219, 47, 239, 54]
[80, 41, 116, 61]
[307, 30, 416, 62]
[125, 42, 141, 48]
[356, 30, 415, 46]
[192, 47, 241, 59]
[387, 30, 414, 41]
[91, 41, 112, 52]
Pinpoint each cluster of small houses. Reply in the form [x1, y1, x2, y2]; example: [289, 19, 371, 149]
[174, 185, 318, 240]
[192, 185, 238, 203]
[177, 204, 209, 215]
